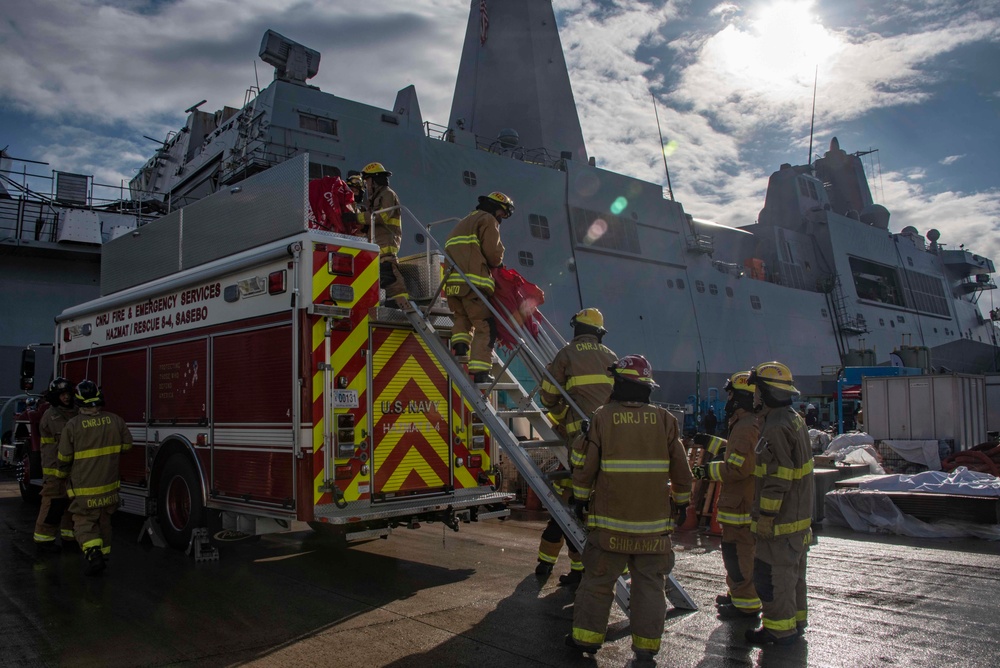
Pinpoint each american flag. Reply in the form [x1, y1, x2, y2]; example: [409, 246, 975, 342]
[480, 0, 489, 46]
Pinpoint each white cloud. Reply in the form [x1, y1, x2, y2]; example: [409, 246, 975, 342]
[940, 154, 966, 165]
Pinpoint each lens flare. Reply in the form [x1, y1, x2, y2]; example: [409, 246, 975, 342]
[610, 197, 628, 215]
[584, 218, 608, 245]
[663, 140, 678, 157]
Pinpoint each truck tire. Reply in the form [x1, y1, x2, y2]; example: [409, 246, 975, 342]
[157, 454, 205, 549]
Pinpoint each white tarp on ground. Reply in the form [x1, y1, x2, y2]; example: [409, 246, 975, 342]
[808, 429, 832, 454]
[824, 489, 1000, 540]
[881, 439, 941, 471]
[858, 467, 1000, 497]
[821, 433, 885, 474]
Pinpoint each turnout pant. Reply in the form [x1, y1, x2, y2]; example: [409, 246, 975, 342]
[537, 487, 582, 571]
[572, 531, 675, 653]
[721, 523, 760, 611]
[379, 255, 408, 301]
[447, 294, 496, 373]
[34, 478, 75, 544]
[72, 507, 116, 556]
[753, 531, 810, 638]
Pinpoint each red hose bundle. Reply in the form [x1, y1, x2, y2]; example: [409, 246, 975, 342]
[308, 176, 358, 234]
[941, 442, 1000, 476]
[489, 267, 545, 350]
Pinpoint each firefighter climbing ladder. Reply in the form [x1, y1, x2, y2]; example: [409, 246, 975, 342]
[398, 207, 697, 614]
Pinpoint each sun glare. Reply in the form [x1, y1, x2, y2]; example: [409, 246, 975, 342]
[707, 0, 841, 97]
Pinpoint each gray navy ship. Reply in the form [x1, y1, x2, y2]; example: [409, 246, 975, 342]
[3, 0, 998, 402]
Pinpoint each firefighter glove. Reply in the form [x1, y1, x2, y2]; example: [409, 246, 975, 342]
[581, 419, 591, 436]
[570, 497, 588, 522]
[692, 465, 708, 480]
[756, 515, 775, 538]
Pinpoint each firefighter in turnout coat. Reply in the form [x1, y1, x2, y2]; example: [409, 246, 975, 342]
[444, 192, 514, 384]
[358, 162, 409, 307]
[34, 377, 78, 554]
[567, 355, 693, 665]
[534, 308, 617, 585]
[745, 361, 814, 645]
[693, 371, 762, 618]
[57, 381, 132, 576]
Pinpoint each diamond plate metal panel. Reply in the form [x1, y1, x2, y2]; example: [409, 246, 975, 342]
[398, 251, 445, 301]
[101, 209, 181, 295]
[181, 154, 308, 269]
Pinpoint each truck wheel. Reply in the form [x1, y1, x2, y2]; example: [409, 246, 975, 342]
[18, 453, 40, 504]
[157, 454, 205, 549]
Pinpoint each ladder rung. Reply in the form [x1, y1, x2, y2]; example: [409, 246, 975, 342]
[516, 439, 566, 449]
[496, 409, 544, 418]
[545, 470, 571, 481]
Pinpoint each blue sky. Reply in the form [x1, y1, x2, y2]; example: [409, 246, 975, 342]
[2, 0, 998, 262]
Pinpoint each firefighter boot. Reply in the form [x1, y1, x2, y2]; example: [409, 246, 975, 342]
[472, 372, 496, 385]
[452, 343, 470, 363]
[716, 603, 761, 620]
[745, 628, 799, 646]
[715, 593, 732, 606]
[564, 635, 600, 655]
[558, 570, 583, 587]
[35, 540, 61, 556]
[629, 649, 658, 667]
[83, 547, 106, 577]
[535, 560, 553, 576]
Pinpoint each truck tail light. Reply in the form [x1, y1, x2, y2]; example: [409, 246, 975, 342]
[468, 454, 482, 469]
[328, 252, 354, 276]
[268, 270, 286, 295]
[335, 465, 353, 480]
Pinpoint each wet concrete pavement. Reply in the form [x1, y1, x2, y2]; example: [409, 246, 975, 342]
[2, 473, 999, 668]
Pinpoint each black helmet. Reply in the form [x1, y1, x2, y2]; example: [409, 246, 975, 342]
[47, 377, 76, 406]
[75, 380, 104, 408]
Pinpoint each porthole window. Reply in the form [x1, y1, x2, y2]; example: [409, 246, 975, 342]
[897, 316, 905, 323]
[696, 280, 705, 293]
[518, 251, 534, 267]
[890, 320, 895, 328]
[821, 308, 828, 318]
[677, 279, 685, 289]
[907, 257, 914, 266]
[709, 284, 718, 295]
[750, 295, 761, 310]
[462, 170, 477, 186]
[879, 318, 885, 326]
[529, 214, 550, 240]
[667, 279, 674, 288]
[726, 287, 734, 297]
[415, 233, 425, 244]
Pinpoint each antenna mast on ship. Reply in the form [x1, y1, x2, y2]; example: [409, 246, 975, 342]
[652, 93, 675, 201]
[807, 65, 818, 168]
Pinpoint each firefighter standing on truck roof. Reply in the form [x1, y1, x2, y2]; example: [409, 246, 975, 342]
[566, 355, 693, 666]
[444, 192, 514, 385]
[358, 162, 409, 309]
[57, 380, 132, 576]
[33, 377, 79, 555]
[534, 308, 617, 586]
[744, 361, 814, 646]
[692, 371, 761, 619]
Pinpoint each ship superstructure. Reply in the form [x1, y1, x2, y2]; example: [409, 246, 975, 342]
[13, 0, 999, 401]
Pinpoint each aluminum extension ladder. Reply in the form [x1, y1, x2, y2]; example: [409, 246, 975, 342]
[397, 206, 696, 613]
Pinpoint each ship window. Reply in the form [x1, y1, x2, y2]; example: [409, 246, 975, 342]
[902, 269, 949, 317]
[751, 295, 761, 310]
[890, 320, 895, 328]
[821, 308, 828, 318]
[518, 251, 534, 267]
[726, 287, 734, 297]
[879, 318, 885, 326]
[897, 316, 905, 323]
[907, 257, 914, 266]
[529, 214, 550, 240]
[709, 284, 718, 295]
[677, 279, 685, 289]
[462, 170, 477, 186]
[667, 279, 674, 288]
[696, 280, 705, 293]
[299, 113, 338, 136]
[933, 328, 938, 333]
[308, 162, 342, 179]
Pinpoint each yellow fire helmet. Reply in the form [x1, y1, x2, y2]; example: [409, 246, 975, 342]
[724, 370, 755, 394]
[571, 307, 606, 333]
[362, 162, 391, 177]
[749, 361, 799, 395]
[346, 174, 364, 190]
[478, 191, 515, 216]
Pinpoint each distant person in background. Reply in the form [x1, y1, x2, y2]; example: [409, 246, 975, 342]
[805, 404, 818, 428]
[704, 408, 718, 436]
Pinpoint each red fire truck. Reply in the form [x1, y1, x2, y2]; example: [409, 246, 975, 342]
[50, 224, 510, 549]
